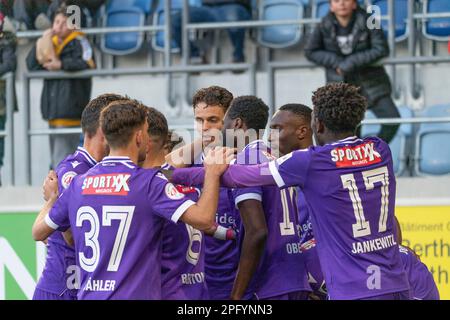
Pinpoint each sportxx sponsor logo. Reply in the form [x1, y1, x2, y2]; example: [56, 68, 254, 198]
[175, 185, 197, 195]
[82, 173, 131, 196]
[331, 142, 382, 168]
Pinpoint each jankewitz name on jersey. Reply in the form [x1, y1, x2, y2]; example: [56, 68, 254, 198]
[331, 142, 382, 168]
[351, 234, 397, 254]
[82, 173, 131, 196]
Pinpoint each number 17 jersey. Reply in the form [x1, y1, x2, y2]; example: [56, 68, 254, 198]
[268, 136, 409, 300]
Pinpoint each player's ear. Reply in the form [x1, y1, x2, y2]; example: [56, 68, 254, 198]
[135, 129, 143, 147]
[296, 125, 308, 140]
[234, 118, 244, 130]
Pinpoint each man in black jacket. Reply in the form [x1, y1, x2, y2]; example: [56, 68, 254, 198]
[305, 0, 400, 144]
[0, 11, 17, 186]
[27, 4, 95, 169]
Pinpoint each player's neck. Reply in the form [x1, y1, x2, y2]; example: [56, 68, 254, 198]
[142, 151, 166, 169]
[299, 138, 314, 150]
[109, 147, 139, 164]
[324, 131, 356, 145]
[83, 139, 102, 162]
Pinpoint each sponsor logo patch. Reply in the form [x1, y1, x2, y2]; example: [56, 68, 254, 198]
[175, 185, 197, 195]
[82, 173, 131, 196]
[331, 142, 382, 168]
[165, 183, 185, 200]
[61, 171, 77, 189]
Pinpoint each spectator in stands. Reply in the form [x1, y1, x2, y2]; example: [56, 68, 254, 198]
[305, 0, 400, 144]
[172, 0, 252, 63]
[47, 0, 106, 27]
[12, 0, 52, 30]
[26, 4, 95, 169]
[0, 11, 17, 186]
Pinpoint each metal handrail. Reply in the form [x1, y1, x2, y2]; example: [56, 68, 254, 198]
[22, 63, 256, 185]
[0, 72, 15, 186]
[267, 56, 450, 113]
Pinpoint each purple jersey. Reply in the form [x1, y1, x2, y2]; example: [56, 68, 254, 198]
[232, 141, 310, 299]
[192, 154, 241, 300]
[45, 156, 196, 300]
[399, 246, 439, 300]
[160, 163, 208, 300]
[35, 147, 96, 298]
[267, 136, 409, 299]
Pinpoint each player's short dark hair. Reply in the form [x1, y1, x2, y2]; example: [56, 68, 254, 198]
[227, 96, 269, 131]
[192, 86, 233, 113]
[147, 107, 169, 141]
[279, 104, 312, 124]
[312, 83, 367, 134]
[81, 93, 127, 138]
[100, 100, 148, 149]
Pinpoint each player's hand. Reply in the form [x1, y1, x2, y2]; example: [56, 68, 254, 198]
[204, 147, 236, 176]
[42, 170, 58, 202]
[336, 68, 343, 76]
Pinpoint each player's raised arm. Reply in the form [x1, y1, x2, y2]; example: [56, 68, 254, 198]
[179, 147, 234, 231]
[168, 162, 278, 188]
[32, 174, 72, 242]
[32, 171, 59, 241]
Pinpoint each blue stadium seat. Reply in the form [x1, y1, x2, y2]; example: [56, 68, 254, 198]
[362, 106, 414, 176]
[106, 0, 136, 12]
[422, 0, 450, 41]
[107, 0, 153, 14]
[312, 0, 330, 19]
[101, 7, 146, 55]
[371, 0, 408, 42]
[134, 0, 154, 14]
[257, 0, 305, 49]
[415, 104, 450, 176]
[152, 0, 203, 53]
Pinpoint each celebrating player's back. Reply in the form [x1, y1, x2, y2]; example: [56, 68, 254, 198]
[32, 100, 233, 300]
[33, 93, 125, 300]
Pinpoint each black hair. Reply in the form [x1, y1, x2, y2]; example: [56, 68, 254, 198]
[147, 107, 169, 140]
[312, 83, 367, 133]
[227, 96, 269, 131]
[279, 103, 312, 124]
[81, 93, 127, 138]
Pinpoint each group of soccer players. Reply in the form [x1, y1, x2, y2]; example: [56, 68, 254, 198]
[31, 83, 439, 300]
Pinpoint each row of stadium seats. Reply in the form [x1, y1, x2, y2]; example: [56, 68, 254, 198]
[99, 0, 450, 55]
[361, 104, 450, 177]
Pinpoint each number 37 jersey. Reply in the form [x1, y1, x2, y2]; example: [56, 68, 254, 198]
[45, 157, 196, 300]
[268, 136, 410, 300]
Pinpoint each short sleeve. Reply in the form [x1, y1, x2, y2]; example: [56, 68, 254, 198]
[46, 188, 71, 232]
[268, 149, 312, 188]
[232, 186, 263, 209]
[150, 173, 196, 223]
